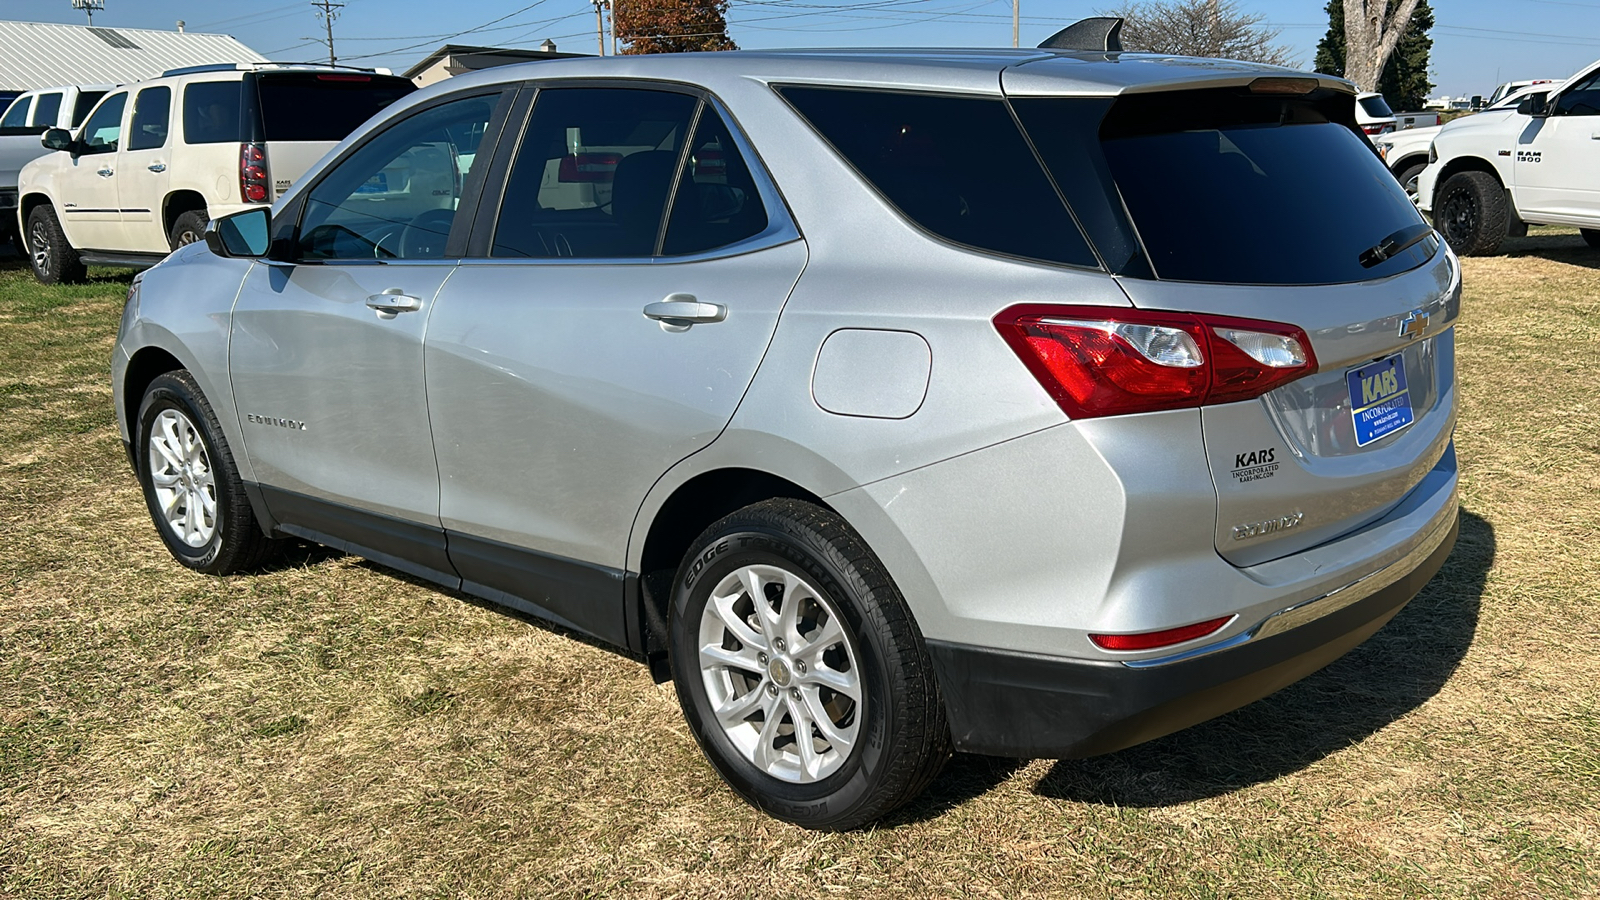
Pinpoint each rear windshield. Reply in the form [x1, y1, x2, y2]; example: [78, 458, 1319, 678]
[257, 73, 414, 142]
[1017, 89, 1434, 285]
[778, 86, 1100, 270]
[1359, 94, 1395, 118]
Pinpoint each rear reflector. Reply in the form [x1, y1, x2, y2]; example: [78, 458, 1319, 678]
[1090, 616, 1233, 651]
[994, 305, 1317, 418]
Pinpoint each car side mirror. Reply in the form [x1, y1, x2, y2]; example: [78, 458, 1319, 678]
[204, 207, 272, 259]
[1518, 93, 1550, 117]
[41, 128, 75, 152]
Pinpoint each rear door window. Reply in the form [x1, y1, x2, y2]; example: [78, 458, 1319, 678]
[128, 86, 171, 151]
[1017, 88, 1434, 285]
[32, 93, 63, 127]
[662, 106, 770, 255]
[777, 87, 1099, 269]
[256, 73, 415, 142]
[183, 81, 241, 143]
[491, 87, 699, 259]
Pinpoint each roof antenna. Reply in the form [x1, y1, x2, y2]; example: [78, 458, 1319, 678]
[1037, 16, 1124, 52]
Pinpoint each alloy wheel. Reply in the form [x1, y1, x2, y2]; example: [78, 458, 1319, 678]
[697, 563, 862, 783]
[147, 408, 217, 548]
[30, 220, 50, 275]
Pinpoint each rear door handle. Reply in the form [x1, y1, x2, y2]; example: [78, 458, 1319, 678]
[147, 163, 166, 172]
[643, 294, 726, 331]
[96, 168, 113, 177]
[365, 288, 423, 318]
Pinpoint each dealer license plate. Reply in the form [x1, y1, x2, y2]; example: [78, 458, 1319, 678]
[1347, 353, 1414, 447]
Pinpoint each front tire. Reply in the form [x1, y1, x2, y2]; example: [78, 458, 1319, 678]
[1435, 170, 1509, 256]
[27, 204, 86, 285]
[137, 370, 280, 574]
[168, 209, 209, 251]
[669, 499, 950, 830]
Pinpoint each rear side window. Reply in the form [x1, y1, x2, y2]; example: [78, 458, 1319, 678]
[0, 97, 30, 129]
[1036, 88, 1433, 285]
[1358, 95, 1394, 118]
[128, 86, 171, 151]
[256, 74, 415, 142]
[183, 81, 241, 143]
[32, 93, 63, 127]
[71, 91, 106, 127]
[777, 87, 1099, 270]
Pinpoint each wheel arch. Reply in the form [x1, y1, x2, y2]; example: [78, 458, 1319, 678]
[122, 345, 187, 468]
[1432, 155, 1504, 205]
[19, 192, 54, 229]
[162, 191, 208, 239]
[1390, 153, 1430, 177]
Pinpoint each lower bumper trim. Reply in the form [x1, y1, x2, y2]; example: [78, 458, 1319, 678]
[927, 513, 1459, 759]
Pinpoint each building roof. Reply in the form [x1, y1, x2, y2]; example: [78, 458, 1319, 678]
[403, 44, 585, 81]
[0, 20, 264, 91]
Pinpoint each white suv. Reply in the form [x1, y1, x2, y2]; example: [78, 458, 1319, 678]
[18, 63, 413, 283]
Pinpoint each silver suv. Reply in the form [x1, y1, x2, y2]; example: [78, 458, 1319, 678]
[113, 27, 1461, 830]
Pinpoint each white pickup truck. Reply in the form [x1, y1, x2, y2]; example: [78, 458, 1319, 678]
[1418, 59, 1600, 254]
[0, 85, 113, 247]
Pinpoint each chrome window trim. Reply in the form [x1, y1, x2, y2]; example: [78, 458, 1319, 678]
[1121, 486, 1458, 669]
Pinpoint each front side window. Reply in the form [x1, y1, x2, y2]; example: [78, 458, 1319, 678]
[183, 81, 240, 144]
[492, 88, 699, 259]
[128, 86, 172, 151]
[778, 87, 1100, 270]
[79, 92, 127, 154]
[297, 93, 498, 261]
[1553, 71, 1600, 116]
[0, 97, 31, 129]
[32, 93, 63, 127]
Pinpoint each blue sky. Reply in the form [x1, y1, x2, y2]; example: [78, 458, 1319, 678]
[16, 0, 1600, 98]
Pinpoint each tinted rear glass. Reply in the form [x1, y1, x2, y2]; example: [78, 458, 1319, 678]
[183, 81, 241, 143]
[1023, 89, 1433, 285]
[257, 74, 414, 141]
[33, 93, 63, 127]
[71, 91, 106, 127]
[1359, 94, 1394, 118]
[779, 87, 1099, 269]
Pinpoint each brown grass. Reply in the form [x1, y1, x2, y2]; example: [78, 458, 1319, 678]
[1, 232, 1598, 898]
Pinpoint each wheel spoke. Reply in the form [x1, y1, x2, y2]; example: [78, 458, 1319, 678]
[161, 487, 184, 519]
[799, 685, 855, 756]
[800, 663, 860, 703]
[151, 435, 183, 470]
[197, 487, 217, 517]
[150, 469, 181, 487]
[803, 613, 845, 655]
[750, 693, 787, 772]
[708, 590, 766, 652]
[712, 686, 766, 726]
[776, 570, 805, 644]
[699, 641, 763, 675]
[785, 693, 822, 778]
[740, 567, 779, 636]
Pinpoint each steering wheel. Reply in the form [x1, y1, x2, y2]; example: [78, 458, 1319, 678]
[398, 209, 457, 259]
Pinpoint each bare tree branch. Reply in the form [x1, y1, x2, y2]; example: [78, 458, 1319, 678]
[1102, 0, 1298, 67]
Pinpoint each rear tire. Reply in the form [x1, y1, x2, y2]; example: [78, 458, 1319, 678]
[669, 499, 950, 830]
[1581, 229, 1600, 249]
[26, 204, 86, 285]
[168, 209, 209, 251]
[137, 370, 281, 574]
[1435, 171, 1508, 256]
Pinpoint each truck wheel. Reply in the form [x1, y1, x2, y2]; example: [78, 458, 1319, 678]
[26, 204, 87, 285]
[669, 499, 950, 830]
[1394, 161, 1426, 205]
[1435, 171, 1508, 256]
[168, 210, 209, 251]
[1581, 229, 1600, 249]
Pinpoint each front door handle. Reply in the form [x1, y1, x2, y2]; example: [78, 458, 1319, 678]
[643, 294, 726, 332]
[96, 168, 113, 177]
[365, 288, 423, 319]
[147, 163, 167, 172]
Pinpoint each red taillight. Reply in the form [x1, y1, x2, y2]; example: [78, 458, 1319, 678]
[1090, 616, 1233, 651]
[994, 305, 1317, 419]
[240, 142, 268, 203]
[1362, 123, 1385, 135]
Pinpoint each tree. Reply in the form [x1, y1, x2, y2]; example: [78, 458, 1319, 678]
[1335, 0, 1422, 91]
[1103, 0, 1296, 67]
[1315, 0, 1433, 110]
[614, 0, 737, 54]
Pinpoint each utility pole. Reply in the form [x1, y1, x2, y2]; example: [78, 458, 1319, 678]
[312, 0, 344, 66]
[1013, 0, 1019, 48]
[71, 0, 106, 25]
[592, 0, 607, 56]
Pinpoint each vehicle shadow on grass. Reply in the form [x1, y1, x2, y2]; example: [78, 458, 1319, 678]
[1497, 230, 1600, 269]
[1025, 509, 1493, 809]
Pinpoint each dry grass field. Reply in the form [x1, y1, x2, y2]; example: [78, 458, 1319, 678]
[1, 233, 1598, 899]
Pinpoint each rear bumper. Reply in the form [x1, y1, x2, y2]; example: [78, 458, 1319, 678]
[928, 511, 1458, 758]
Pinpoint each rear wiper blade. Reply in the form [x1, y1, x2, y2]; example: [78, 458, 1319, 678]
[1359, 223, 1436, 268]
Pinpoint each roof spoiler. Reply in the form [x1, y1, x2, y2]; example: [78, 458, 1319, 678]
[1037, 17, 1124, 52]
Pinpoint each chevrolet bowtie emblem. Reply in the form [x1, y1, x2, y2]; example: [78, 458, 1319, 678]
[1398, 310, 1429, 340]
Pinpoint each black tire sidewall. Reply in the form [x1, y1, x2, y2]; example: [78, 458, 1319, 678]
[26, 206, 77, 285]
[169, 210, 210, 251]
[669, 521, 897, 828]
[136, 374, 233, 571]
